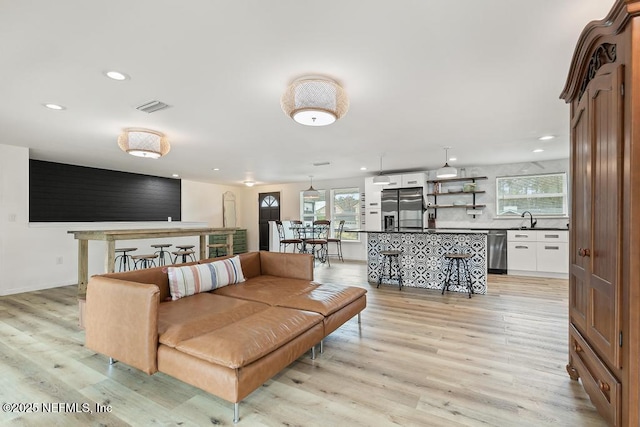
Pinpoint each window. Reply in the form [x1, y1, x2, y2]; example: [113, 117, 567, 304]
[331, 187, 360, 241]
[496, 173, 568, 216]
[300, 191, 326, 225]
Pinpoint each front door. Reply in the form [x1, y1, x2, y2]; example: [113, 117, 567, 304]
[258, 192, 280, 251]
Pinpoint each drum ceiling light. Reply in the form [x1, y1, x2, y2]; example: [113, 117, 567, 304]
[281, 76, 349, 126]
[118, 128, 170, 159]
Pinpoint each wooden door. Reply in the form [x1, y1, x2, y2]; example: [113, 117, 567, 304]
[258, 192, 280, 251]
[587, 66, 623, 368]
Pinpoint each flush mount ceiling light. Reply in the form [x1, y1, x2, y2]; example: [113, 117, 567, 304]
[281, 76, 349, 126]
[372, 155, 390, 185]
[436, 147, 458, 178]
[117, 128, 170, 159]
[244, 181, 255, 187]
[303, 175, 320, 199]
[104, 70, 130, 81]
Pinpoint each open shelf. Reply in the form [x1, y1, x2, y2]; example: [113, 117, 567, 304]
[428, 204, 486, 209]
[427, 190, 486, 196]
[427, 176, 488, 183]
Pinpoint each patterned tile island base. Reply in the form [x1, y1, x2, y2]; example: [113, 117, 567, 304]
[366, 230, 488, 294]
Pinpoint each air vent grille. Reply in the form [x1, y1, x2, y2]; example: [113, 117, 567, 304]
[136, 100, 171, 114]
[313, 161, 331, 166]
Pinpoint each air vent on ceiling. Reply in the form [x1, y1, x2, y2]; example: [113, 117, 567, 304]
[313, 161, 331, 166]
[136, 100, 171, 114]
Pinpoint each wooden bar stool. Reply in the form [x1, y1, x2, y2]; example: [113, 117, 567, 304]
[175, 245, 196, 262]
[131, 254, 158, 270]
[172, 249, 195, 264]
[114, 247, 137, 271]
[151, 243, 172, 266]
[442, 253, 473, 298]
[377, 250, 403, 290]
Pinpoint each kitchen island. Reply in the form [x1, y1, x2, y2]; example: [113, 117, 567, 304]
[362, 229, 488, 294]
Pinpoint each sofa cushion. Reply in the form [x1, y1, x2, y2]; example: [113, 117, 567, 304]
[168, 256, 245, 300]
[175, 306, 323, 369]
[213, 275, 318, 305]
[158, 293, 269, 347]
[275, 283, 368, 316]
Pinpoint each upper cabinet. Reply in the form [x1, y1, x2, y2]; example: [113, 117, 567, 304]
[401, 172, 426, 188]
[384, 174, 403, 189]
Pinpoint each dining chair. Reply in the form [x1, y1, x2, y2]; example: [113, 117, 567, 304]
[306, 220, 331, 266]
[275, 220, 303, 253]
[327, 220, 345, 262]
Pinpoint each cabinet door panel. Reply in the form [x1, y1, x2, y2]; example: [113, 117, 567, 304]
[537, 242, 569, 273]
[569, 89, 590, 332]
[507, 242, 536, 271]
[587, 67, 622, 368]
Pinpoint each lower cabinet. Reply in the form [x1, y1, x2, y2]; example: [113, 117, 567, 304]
[507, 230, 568, 277]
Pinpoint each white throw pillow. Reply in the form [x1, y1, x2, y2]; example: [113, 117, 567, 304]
[167, 256, 245, 300]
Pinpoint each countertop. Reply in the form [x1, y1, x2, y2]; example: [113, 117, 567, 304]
[356, 227, 568, 234]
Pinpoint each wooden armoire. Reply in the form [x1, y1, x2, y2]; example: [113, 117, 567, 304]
[560, 1, 640, 425]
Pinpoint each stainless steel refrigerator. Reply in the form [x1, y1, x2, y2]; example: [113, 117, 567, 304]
[381, 187, 425, 231]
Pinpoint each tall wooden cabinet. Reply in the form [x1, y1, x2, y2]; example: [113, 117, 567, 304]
[560, 1, 640, 425]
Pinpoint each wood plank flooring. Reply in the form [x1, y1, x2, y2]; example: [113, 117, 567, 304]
[0, 261, 606, 426]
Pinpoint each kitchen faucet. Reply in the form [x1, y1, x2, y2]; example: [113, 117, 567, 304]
[521, 211, 537, 229]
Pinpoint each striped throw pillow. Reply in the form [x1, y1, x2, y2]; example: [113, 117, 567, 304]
[167, 256, 245, 300]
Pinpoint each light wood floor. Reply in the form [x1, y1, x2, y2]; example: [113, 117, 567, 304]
[0, 261, 606, 426]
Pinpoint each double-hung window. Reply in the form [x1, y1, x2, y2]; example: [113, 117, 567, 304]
[496, 172, 568, 216]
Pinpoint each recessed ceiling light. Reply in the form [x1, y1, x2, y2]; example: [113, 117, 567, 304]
[538, 135, 555, 141]
[44, 103, 65, 110]
[104, 70, 129, 81]
[533, 148, 544, 153]
[172, 173, 179, 178]
[360, 167, 367, 171]
[244, 181, 255, 187]
[212, 168, 220, 171]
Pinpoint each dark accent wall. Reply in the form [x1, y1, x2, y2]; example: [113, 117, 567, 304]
[29, 160, 181, 222]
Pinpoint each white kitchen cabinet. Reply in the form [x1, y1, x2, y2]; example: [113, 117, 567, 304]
[364, 177, 382, 209]
[401, 172, 426, 188]
[507, 241, 537, 271]
[364, 208, 382, 231]
[507, 230, 568, 277]
[385, 174, 403, 189]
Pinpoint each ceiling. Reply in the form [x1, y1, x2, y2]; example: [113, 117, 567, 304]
[0, 0, 612, 186]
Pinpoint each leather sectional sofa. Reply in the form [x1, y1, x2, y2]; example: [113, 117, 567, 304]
[84, 251, 367, 423]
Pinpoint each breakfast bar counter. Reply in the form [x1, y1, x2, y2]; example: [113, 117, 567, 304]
[361, 229, 488, 294]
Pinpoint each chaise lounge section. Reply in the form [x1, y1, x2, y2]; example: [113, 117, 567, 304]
[84, 251, 366, 422]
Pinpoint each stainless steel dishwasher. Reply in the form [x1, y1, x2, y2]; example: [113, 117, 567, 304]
[487, 230, 507, 274]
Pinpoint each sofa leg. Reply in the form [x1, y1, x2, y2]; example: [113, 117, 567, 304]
[320, 339, 324, 354]
[358, 312, 361, 324]
[311, 345, 316, 360]
[108, 357, 117, 365]
[233, 402, 240, 424]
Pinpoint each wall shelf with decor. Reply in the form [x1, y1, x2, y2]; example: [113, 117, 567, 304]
[427, 176, 487, 218]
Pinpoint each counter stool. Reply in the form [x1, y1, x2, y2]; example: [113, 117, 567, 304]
[377, 250, 403, 290]
[442, 253, 474, 298]
[131, 254, 158, 270]
[175, 245, 197, 262]
[207, 243, 227, 258]
[151, 243, 172, 266]
[172, 249, 195, 264]
[114, 247, 137, 271]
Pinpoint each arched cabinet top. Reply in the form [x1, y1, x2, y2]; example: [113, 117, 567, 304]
[560, 0, 640, 102]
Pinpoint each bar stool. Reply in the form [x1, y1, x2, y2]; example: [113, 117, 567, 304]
[377, 250, 403, 290]
[172, 249, 195, 264]
[207, 243, 227, 258]
[442, 253, 474, 298]
[151, 243, 172, 266]
[114, 247, 137, 271]
[131, 254, 158, 269]
[175, 245, 197, 262]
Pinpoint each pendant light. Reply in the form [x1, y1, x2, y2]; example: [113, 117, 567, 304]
[372, 155, 391, 185]
[303, 175, 320, 199]
[436, 147, 457, 178]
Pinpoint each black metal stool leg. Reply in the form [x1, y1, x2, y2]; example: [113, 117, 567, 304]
[442, 258, 452, 294]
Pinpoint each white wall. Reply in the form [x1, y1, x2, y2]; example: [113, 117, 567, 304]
[0, 144, 245, 295]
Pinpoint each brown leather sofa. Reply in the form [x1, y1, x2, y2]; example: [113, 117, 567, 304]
[84, 251, 366, 423]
